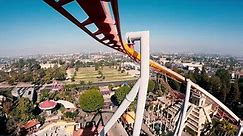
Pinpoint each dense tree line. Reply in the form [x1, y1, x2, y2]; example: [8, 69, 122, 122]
[0, 59, 67, 85]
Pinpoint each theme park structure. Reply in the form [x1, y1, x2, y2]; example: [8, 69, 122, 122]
[44, 0, 243, 136]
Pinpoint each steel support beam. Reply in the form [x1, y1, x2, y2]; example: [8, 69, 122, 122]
[126, 31, 150, 136]
[99, 31, 149, 136]
[174, 79, 192, 136]
[237, 121, 243, 136]
[99, 78, 141, 136]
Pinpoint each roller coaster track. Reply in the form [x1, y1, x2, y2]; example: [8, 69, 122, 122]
[44, 0, 242, 135]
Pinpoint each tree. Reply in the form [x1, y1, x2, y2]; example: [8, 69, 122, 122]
[209, 76, 222, 101]
[225, 82, 240, 107]
[114, 86, 131, 105]
[80, 80, 85, 85]
[32, 72, 41, 85]
[172, 67, 183, 74]
[239, 78, 243, 103]
[6, 118, 19, 136]
[10, 97, 34, 123]
[59, 60, 65, 65]
[0, 70, 9, 82]
[193, 67, 201, 83]
[44, 68, 53, 83]
[18, 59, 25, 69]
[53, 68, 66, 80]
[87, 81, 92, 86]
[59, 105, 65, 113]
[215, 69, 231, 91]
[75, 60, 81, 71]
[79, 88, 104, 112]
[7, 78, 15, 85]
[215, 69, 230, 82]
[23, 72, 33, 82]
[199, 68, 210, 90]
[39, 89, 50, 102]
[148, 80, 155, 92]
[164, 62, 172, 68]
[186, 71, 196, 83]
[168, 78, 180, 91]
[2, 101, 12, 115]
[208, 69, 230, 103]
[95, 64, 99, 71]
[64, 111, 78, 119]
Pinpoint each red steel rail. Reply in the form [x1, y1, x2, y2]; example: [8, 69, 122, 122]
[44, 0, 125, 53]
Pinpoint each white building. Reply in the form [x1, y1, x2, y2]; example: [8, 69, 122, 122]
[121, 62, 140, 77]
[40, 63, 61, 69]
[159, 58, 170, 65]
[121, 62, 140, 70]
[182, 62, 203, 71]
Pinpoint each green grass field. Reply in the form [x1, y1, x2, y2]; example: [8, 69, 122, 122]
[73, 66, 137, 83]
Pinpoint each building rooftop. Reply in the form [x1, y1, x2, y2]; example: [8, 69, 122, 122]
[56, 100, 76, 109]
[22, 119, 40, 129]
[122, 111, 135, 124]
[39, 100, 57, 110]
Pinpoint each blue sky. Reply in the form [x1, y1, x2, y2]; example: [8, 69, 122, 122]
[0, 0, 243, 57]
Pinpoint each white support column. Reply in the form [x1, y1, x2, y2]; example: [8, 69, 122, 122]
[99, 79, 141, 136]
[126, 31, 150, 136]
[99, 31, 149, 136]
[237, 121, 243, 136]
[174, 79, 192, 136]
[174, 110, 182, 136]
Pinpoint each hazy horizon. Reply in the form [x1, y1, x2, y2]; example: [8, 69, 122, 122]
[0, 1, 243, 57]
[1, 50, 242, 58]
